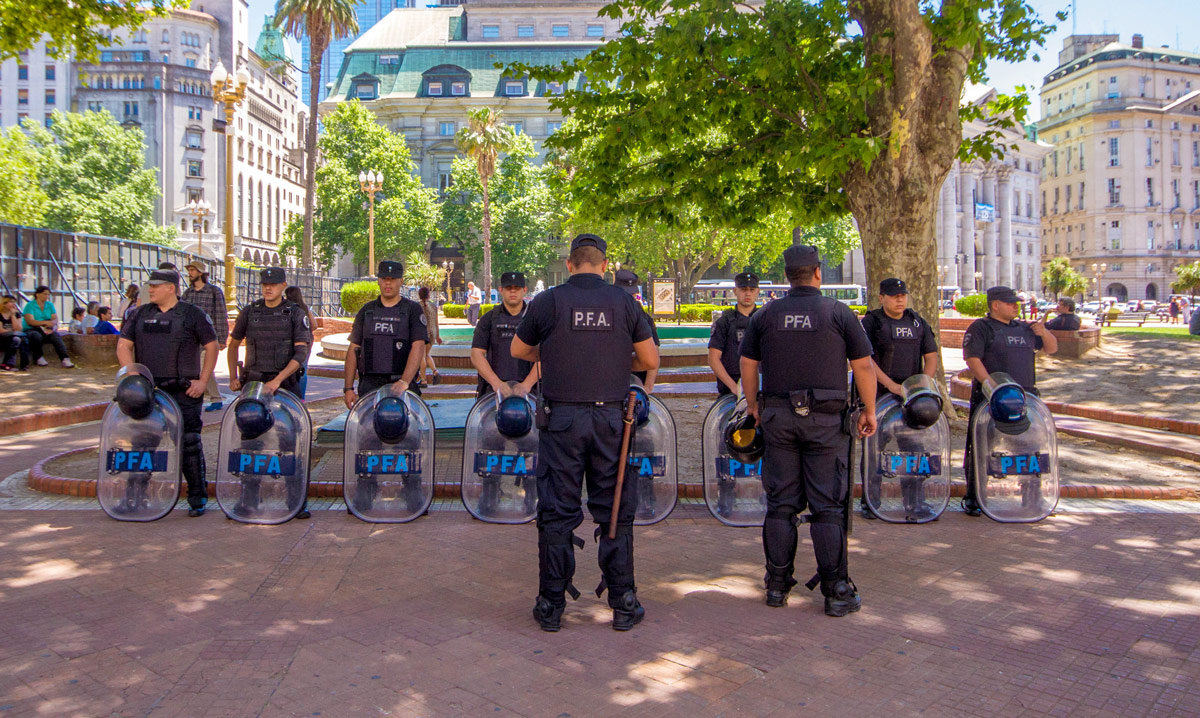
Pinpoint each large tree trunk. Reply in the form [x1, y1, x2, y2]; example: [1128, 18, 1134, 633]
[302, 31, 326, 271]
[480, 175, 493, 295]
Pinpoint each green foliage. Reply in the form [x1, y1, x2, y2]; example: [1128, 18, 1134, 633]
[847, 305, 867, 315]
[454, 107, 517, 293]
[340, 281, 380, 315]
[0, 127, 47, 226]
[674, 304, 724, 322]
[955, 294, 988, 317]
[1171, 261, 1200, 300]
[442, 133, 565, 286]
[1042, 257, 1088, 299]
[442, 303, 497, 319]
[279, 101, 440, 268]
[403, 250, 447, 292]
[24, 110, 172, 246]
[0, 0, 185, 63]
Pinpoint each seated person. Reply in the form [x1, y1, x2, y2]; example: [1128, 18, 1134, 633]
[1045, 298, 1081, 331]
[1, 295, 30, 371]
[68, 307, 85, 334]
[94, 307, 120, 335]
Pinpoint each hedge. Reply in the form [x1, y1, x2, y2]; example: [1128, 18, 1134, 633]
[954, 294, 987, 317]
[341, 281, 381, 315]
[442, 303, 497, 318]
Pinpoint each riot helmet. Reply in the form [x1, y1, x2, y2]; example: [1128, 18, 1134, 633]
[495, 393, 534, 438]
[984, 373, 1029, 434]
[115, 373, 156, 420]
[723, 411, 764, 464]
[900, 375, 943, 430]
[373, 395, 410, 443]
[235, 398, 274, 440]
[629, 381, 651, 426]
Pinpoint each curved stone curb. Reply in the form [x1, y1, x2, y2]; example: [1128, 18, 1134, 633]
[0, 402, 108, 438]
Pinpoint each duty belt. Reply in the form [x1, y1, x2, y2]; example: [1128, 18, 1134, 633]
[546, 399, 624, 407]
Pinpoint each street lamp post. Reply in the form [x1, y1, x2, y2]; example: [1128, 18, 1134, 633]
[210, 60, 250, 314]
[358, 170, 384, 274]
[441, 259, 454, 302]
[1091, 262, 1107, 300]
[973, 271, 983, 292]
[181, 199, 212, 257]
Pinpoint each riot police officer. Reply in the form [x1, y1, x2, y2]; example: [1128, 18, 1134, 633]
[859, 277, 939, 519]
[739, 245, 877, 616]
[471, 271, 538, 398]
[615, 269, 658, 392]
[708, 272, 760, 396]
[343, 260, 429, 409]
[511, 234, 660, 632]
[227, 266, 314, 519]
[116, 269, 219, 517]
[961, 286, 1057, 515]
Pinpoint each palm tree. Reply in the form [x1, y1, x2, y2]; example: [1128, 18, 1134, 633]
[273, 0, 358, 270]
[456, 107, 514, 294]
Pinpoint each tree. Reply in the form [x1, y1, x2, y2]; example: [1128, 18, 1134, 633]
[0, 127, 47, 227]
[0, 0, 185, 63]
[25, 110, 175, 245]
[513, 0, 1057, 344]
[403, 250, 448, 292]
[278, 101, 439, 270]
[455, 107, 515, 294]
[442, 133, 565, 284]
[1041, 257, 1088, 300]
[274, 0, 359, 269]
[1172, 261, 1200, 303]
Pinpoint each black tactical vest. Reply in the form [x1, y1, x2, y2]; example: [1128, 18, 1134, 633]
[756, 289, 845, 395]
[867, 308, 925, 385]
[980, 317, 1038, 390]
[718, 307, 755, 379]
[539, 277, 636, 402]
[134, 303, 202, 381]
[360, 299, 419, 378]
[485, 304, 532, 383]
[244, 299, 299, 375]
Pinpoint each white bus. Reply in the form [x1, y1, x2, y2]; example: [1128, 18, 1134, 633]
[693, 280, 867, 306]
[821, 284, 868, 306]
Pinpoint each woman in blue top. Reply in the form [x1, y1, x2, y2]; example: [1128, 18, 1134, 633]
[21, 286, 75, 368]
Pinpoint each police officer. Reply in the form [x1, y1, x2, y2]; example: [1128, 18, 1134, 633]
[471, 271, 538, 398]
[739, 245, 877, 616]
[511, 234, 660, 632]
[227, 266, 314, 519]
[961, 286, 1057, 515]
[859, 277, 940, 519]
[343, 260, 429, 409]
[708, 272, 760, 396]
[615, 269, 659, 392]
[116, 269, 219, 517]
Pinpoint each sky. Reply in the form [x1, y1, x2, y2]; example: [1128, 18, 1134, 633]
[244, 0, 1200, 123]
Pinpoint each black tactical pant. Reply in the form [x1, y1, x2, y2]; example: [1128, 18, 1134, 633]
[759, 400, 850, 596]
[161, 384, 207, 510]
[536, 402, 638, 607]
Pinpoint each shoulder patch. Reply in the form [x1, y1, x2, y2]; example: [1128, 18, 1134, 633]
[302, 316, 310, 329]
[419, 313, 427, 326]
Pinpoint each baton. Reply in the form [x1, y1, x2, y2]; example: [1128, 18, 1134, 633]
[608, 389, 639, 540]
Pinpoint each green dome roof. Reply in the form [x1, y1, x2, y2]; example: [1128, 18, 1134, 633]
[256, 14, 291, 66]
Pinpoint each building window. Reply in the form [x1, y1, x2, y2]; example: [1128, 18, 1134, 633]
[187, 160, 202, 177]
[86, 101, 102, 112]
[552, 24, 569, 37]
[45, 65, 55, 81]
[517, 24, 534, 37]
[44, 114, 53, 128]
[1053, 187, 1059, 214]
[509, 121, 523, 134]
[546, 120, 562, 134]
[162, 53, 169, 63]
[1108, 221, 1121, 250]
[1108, 137, 1119, 166]
[186, 130, 202, 149]
[505, 81, 525, 96]
[546, 81, 564, 96]
[586, 24, 604, 37]
[1107, 178, 1121, 206]
[379, 54, 399, 65]
[427, 81, 443, 96]
[1026, 191, 1033, 217]
[44, 89, 55, 105]
[101, 51, 113, 62]
[17, 89, 28, 105]
[1148, 220, 1155, 248]
[1172, 179, 1181, 208]
[1194, 180, 1200, 209]
[1065, 185, 1071, 210]
[1171, 139, 1181, 166]
[1108, 119, 1120, 129]
[482, 25, 499, 39]
[437, 164, 453, 195]
[1173, 221, 1183, 248]
[1146, 137, 1153, 166]
[451, 81, 466, 96]
[162, 29, 170, 43]
[1145, 119, 1153, 129]
[439, 121, 455, 136]
[185, 58, 197, 68]
[1078, 182, 1085, 210]
[355, 82, 377, 100]
[1146, 178, 1154, 206]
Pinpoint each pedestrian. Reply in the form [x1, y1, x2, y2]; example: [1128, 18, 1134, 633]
[1045, 298, 1081, 331]
[466, 281, 483, 326]
[182, 260, 229, 411]
[342, 260, 428, 410]
[94, 307, 120, 335]
[738, 245, 877, 616]
[858, 278, 940, 520]
[1169, 297, 1180, 325]
[707, 272, 760, 396]
[117, 284, 139, 324]
[471, 271, 537, 398]
[615, 269, 659, 393]
[960, 286, 1058, 516]
[22, 286, 75, 368]
[511, 233, 660, 632]
[117, 269, 219, 516]
[418, 287, 441, 387]
[283, 286, 318, 399]
[68, 306, 86, 334]
[1, 295, 31, 371]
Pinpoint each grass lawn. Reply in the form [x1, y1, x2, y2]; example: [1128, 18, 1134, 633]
[1102, 325, 1200, 342]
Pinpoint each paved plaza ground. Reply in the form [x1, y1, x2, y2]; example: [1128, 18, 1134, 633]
[1, 501, 1199, 717]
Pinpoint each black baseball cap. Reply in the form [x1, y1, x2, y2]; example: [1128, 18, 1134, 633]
[986, 285, 1020, 304]
[783, 245, 819, 270]
[377, 260, 404, 278]
[880, 278, 908, 296]
[260, 267, 286, 285]
[614, 269, 639, 295]
[146, 269, 180, 286]
[500, 271, 526, 288]
[734, 272, 759, 288]
[569, 233, 607, 254]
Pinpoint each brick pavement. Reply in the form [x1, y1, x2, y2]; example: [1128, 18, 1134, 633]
[1, 503, 1198, 717]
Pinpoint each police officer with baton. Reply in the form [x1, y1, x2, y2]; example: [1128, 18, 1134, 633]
[739, 245, 877, 616]
[511, 234, 660, 632]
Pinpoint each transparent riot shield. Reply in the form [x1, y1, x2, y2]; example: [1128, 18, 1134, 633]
[97, 364, 183, 521]
[215, 383, 312, 524]
[702, 394, 767, 527]
[629, 394, 678, 525]
[971, 374, 1059, 522]
[344, 384, 436, 522]
[862, 383, 951, 523]
[461, 385, 538, 524]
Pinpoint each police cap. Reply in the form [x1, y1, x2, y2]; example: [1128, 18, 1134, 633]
[260, 267, 286, 285]
[614, 268, 639, 295]
[783, 244, 820, 270]
[377, 260, 404, 279]
[880, 278, 908, 296]
[986, 285, 1020, 304]
[500, 271, 526, 288]
[734, 272, 759, 288]
[146, 269, 180, 287]
[569, 233, 607, 254]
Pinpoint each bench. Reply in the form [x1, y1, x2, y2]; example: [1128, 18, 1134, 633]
[1099, 312, 1151, 327]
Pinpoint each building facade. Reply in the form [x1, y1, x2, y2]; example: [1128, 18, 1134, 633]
[0, 42, 73, 130]
[1037, 33, 1200, 303]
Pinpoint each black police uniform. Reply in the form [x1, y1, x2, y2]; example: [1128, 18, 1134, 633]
[515, 251, 652, 629]
[230, 299, 312, 394]
[350, 296, 428, 397]
[739, 270, 873, 606]
[120, 299, 217, 511]
[961, 313, 1043, 509]
[709, 306, 756, 395]
[471, 302, 532, 398]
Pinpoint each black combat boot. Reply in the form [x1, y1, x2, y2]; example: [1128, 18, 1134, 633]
[610, 589, 645, 631]
[823, 579, 861, 618]
[532, 595, 565, 632]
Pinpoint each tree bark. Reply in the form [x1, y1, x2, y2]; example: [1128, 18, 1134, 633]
[480, 174, 493, 295]
[301, 29, 326, 271]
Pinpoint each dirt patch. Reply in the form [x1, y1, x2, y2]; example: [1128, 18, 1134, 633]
[0, 364, 115, 419]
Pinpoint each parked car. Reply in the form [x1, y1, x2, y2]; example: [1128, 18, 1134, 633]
[1080, 301, 1100, 314]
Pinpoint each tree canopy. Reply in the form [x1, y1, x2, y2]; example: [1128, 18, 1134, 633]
[455, 107, 516, 293]
[0, 127, 48, 227]
[1172, 261, 1200, 301]
[279, 101, 439, 270]
[1041, 257, 1087, 299]
[0, 0, 184, 62]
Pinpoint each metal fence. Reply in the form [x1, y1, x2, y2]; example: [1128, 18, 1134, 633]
[0, 223, 351, 317]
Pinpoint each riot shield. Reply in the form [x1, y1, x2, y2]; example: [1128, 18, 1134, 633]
[629, 393, 678, 524]
[461, 384, 538, 524]
[971, 374, 1059, 522]
[344, 384, 436, 522]
[702, 394, 767, 527]
[97, 364, 183, 521]
[215, 383, 312, 524]
[862, 379, 952, 523]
